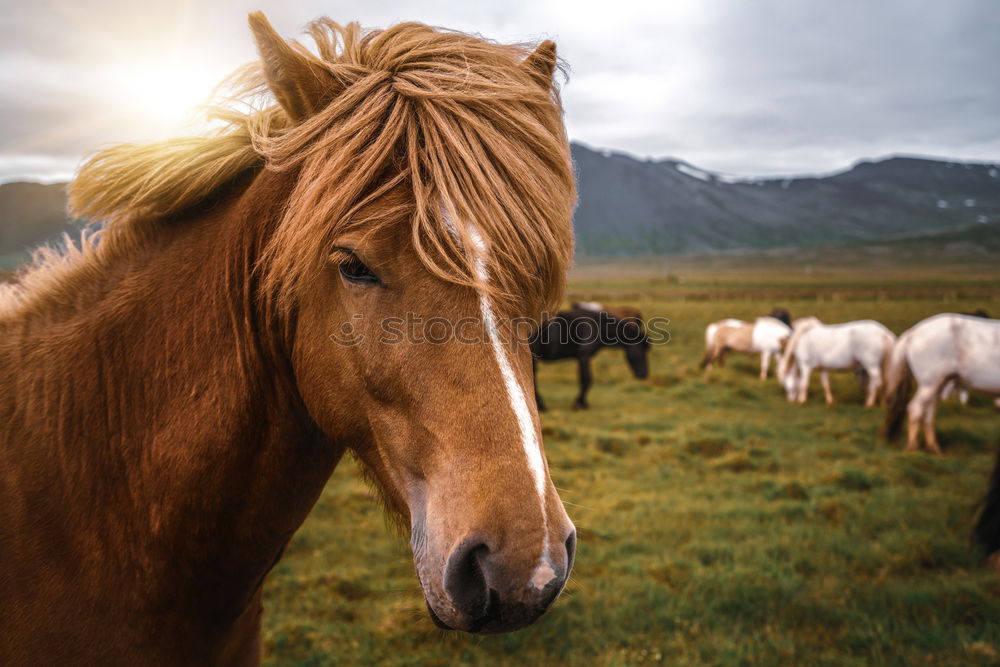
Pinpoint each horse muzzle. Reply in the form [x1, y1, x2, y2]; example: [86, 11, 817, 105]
[418, 529, 576, 634]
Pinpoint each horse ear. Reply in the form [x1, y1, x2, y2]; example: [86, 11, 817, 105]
[248, 12, 337, 120]
[523, 40, 558, 89]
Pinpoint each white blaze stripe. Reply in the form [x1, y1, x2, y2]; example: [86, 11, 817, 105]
[466, 225, 551, 567]
[467, 228, 547, 498]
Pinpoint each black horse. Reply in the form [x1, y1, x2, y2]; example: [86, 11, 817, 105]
[530, 303, 650, 410]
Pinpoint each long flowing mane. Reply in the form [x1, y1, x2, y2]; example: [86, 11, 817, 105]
[7, 18, 575, 319]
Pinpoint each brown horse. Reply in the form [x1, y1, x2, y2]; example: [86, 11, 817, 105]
[0, 15, 577, 663]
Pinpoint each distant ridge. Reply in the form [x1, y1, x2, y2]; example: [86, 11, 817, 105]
[571, 143, 1000, 256]
[0, 182, 79, 268]
[1, 144, 998, 267]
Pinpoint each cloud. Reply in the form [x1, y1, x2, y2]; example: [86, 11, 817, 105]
[0, 0, 997, 180]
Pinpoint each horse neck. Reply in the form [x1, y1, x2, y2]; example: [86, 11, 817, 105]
[0, 170, 340, 630]
[778, 326, 806, 379]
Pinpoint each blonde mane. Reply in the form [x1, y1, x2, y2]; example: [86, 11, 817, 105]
[13, 18, 575, 319]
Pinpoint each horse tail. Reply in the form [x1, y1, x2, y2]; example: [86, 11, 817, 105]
[881, 337, 913, 441]
[974, 444, 1000, 557]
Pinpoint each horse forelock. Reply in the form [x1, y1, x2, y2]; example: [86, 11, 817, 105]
[64, 20, 575, 322]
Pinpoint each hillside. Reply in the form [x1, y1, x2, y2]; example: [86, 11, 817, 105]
[1, 146, 998, 266]
[692, 219, 1000, 267]
[0, 182, 79, 267]
[572, 145, 1000, 255]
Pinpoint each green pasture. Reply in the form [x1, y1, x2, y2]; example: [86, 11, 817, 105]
[263, 260, 1000, 666]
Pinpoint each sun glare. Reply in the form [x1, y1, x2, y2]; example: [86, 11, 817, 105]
[103, 55, 223, 133]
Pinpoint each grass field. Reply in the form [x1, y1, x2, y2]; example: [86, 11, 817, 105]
[262, 256, 1000, 666]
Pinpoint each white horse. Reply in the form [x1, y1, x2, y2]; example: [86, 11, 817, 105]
[701, 316, 791, 379]
[777, 317, 896, 407]
[883, 313, 1000, 454]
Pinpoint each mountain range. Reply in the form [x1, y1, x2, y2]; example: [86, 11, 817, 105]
[571, 143, 999, 255]
[1, 144, 998, 267]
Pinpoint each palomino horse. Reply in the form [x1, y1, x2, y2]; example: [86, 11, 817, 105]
[0, 15, 578, 663]
[777, 317, 896, 406]
[531, 302, 649, 410]
[701, 316, 791, 379]
[883, 313, 1000, 455]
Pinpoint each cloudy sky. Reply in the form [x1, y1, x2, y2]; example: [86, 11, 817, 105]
[2, 0, 998, 183]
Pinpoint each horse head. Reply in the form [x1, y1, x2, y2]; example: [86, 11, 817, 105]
[603, 306, 650, 379]
[246, 15, 578, 634]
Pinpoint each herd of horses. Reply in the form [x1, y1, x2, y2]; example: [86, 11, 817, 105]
[698, 308, 1000, 456]
[0, 12, 997, 663]
[556, 302, 1000, 567]
[535, 303, 998, 458]
[702, 308, 1000, 564]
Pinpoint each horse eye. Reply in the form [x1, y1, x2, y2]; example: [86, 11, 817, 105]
[334, 248, 380, 286]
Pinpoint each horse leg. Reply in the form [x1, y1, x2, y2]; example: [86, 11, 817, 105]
[533, 357, 546, 412]
[760, 350, 770, 380]
[797, 365, 812, 403]
[573, 355, 592, 410]
[821, 371, 834, 405]
[940, 378, 954, 401]
[864, 367, 881, 408]
[904, 387, 934, 452]
[922, 393, 943, 455]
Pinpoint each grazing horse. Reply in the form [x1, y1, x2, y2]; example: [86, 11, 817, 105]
[0, 15, 578, 663]
[941, 309, 995, 406]
[883, 313, 1000, 454]
[701, 316, 791, 379]
[531, 302, 649, 410]
[777, 317, 896, 406]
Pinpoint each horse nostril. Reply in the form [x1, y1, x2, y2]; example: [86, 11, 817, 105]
[443, 540, 491, 622]
[565, 530, 577, 574]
